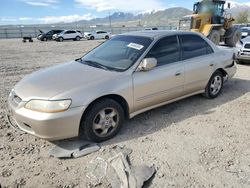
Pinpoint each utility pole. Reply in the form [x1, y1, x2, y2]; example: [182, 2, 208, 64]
[109, 12, 112, 32]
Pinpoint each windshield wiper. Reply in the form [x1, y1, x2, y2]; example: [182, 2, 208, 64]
[75, 58, 83, 62]
[76, 58, 121, 72]
[84, 60, 111, 71]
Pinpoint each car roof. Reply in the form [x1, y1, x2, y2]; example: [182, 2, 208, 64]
[120, 30, 201, 39]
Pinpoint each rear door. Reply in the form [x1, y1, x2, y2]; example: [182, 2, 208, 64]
[178, 34, 215, 94]
[69, 31, 76, 39]
[133, 35, 185, 112]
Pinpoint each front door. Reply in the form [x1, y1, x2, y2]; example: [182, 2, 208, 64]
[133, 35, 185, 112]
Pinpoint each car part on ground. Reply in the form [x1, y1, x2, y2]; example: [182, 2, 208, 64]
[179, 0, 241, 47]
[8, 30, 237, 142]
[86, 145, 155, 188]
[48, 140, 100, 158]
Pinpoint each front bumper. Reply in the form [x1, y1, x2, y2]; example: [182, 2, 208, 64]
[8, 95, 85, 141]
[236, 52, 250, 62]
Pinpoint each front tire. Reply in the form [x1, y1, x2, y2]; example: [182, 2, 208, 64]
[58, 37, 63, 42]
[80, 99, 124, 142]
[204, 70, 224, 99]
[208, 30, 220, 45]
[90, 36, 94, 40]
[225, 28, 241, 47]
[43, 37, 47, 41]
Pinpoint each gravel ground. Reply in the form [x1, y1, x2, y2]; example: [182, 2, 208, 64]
[0, 39, 250, 188]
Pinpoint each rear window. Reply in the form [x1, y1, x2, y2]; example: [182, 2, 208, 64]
[179, 34, 214, 60]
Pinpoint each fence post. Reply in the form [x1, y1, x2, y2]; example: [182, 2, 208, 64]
[20, 27, 23, 38]
[4, 28, 8, 38]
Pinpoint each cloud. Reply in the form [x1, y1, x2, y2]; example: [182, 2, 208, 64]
[0, 18, 17, 22]
[19, 17, 33, 21]
[21, 0, 58, 7]
[38, 14, 94, 24]
[75, 0, 166, 12]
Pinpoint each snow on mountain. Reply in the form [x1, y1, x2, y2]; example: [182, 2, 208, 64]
[227, 1, 250, 9]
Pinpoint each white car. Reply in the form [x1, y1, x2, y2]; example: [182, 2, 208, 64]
[241, 27, 250, 39]
[87, 31, 111, 40]
[236, 37, 250, 63]
[54, 30, 82, 42]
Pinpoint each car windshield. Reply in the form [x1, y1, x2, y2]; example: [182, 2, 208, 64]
[241, 29, 249, 32]
[80, 35, 153, 71]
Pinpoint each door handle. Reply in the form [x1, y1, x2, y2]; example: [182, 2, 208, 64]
[210, 63, 214, 67]
[175, 72, 181, 76]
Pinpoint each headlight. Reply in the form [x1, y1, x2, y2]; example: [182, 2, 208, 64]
[25, 99, 71, 113]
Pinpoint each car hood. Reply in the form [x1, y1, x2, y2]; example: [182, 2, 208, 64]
[14, 61, 119, 101]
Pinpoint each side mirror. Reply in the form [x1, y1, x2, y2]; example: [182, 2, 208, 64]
[228, 3, 231, 9]
[138, 58, 157, 71]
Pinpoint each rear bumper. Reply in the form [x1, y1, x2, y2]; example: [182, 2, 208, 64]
[225, 61, 237, 79]
[8, 97, 85, 141]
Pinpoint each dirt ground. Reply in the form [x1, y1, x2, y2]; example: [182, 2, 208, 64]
[0, 39, 250, 188]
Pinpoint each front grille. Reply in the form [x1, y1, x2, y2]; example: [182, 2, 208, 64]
[243, 50, 250, 53]
[244, 43, 250, 49]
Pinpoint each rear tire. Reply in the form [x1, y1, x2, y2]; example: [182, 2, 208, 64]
[76, 36, 80, 41]
[79, 99, 124, 142]
[203, 70, 224, 99]
[225, 28, 241, 47]
[208, 30, 220, 45]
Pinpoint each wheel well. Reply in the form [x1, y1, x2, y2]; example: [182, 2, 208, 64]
[81, 95, 129, 121]
[216, 68, 228, 79]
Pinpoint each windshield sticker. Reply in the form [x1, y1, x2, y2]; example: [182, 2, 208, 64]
[127, 43, 144, 50]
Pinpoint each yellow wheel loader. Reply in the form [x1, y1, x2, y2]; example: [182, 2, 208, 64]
[179, 0, 241, 47]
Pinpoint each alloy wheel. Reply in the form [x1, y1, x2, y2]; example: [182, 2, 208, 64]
[210, 75, 222, 95]
[92, 107, 119, 137]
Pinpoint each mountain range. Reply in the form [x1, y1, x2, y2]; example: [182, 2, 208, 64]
[75, 1, 250, 27]
[77, 7, 193, 27]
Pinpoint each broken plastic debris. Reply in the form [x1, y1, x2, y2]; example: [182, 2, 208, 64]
[86, 145, 155, 188]
[86, 157, 108, 186]
[108, 152, 155, 188]
[48, 140, 100, 159]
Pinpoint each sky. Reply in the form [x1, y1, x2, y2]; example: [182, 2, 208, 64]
[0, 0, 249, 25]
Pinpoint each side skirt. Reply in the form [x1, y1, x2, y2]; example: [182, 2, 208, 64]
[129, 90, 204, 118]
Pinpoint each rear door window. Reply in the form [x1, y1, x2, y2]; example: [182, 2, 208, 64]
[179, 34, 214, 60]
